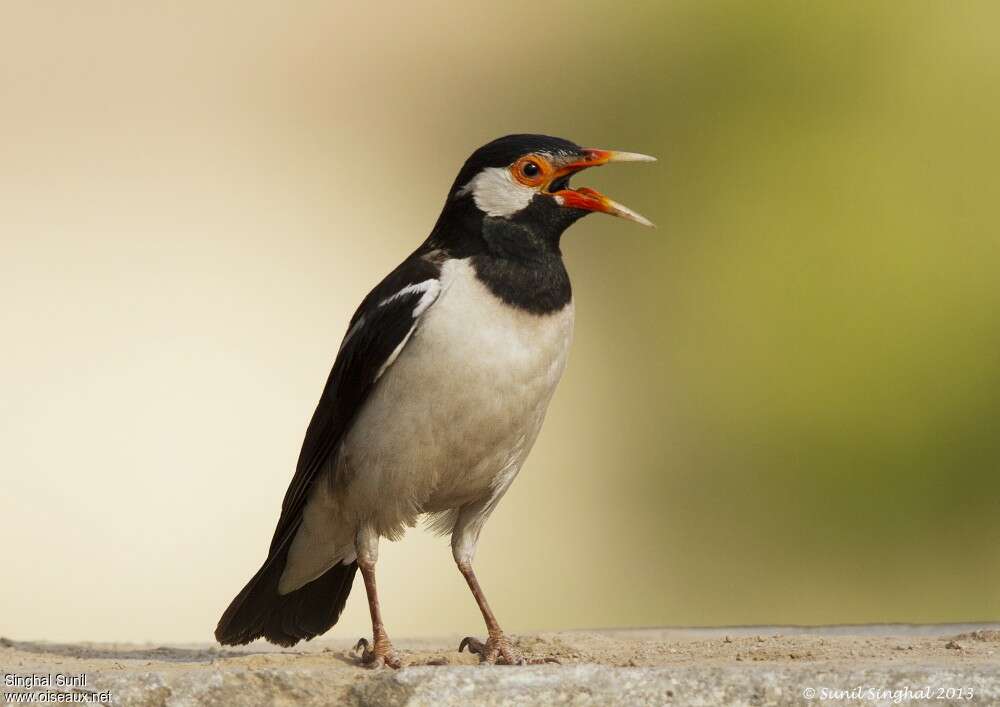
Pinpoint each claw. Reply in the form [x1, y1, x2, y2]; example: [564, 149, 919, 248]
[353, 636, 402, 669]
[459, 636, 484, 655]
[457, 634, 558, 665]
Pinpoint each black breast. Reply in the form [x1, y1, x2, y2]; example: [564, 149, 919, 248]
[469, 213, 572, 315]
[470, 251, 571, 315]
[423, 194, 578, 315]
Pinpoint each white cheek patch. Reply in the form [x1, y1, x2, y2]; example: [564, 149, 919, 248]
[457, 166, 535, 218]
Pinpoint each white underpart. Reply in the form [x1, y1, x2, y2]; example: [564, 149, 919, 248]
[279, 258, 574, 593]
[375, 326, 414, 381]
[457, 166, 535, 217]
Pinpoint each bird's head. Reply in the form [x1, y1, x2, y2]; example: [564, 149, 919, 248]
[436, 134, 655, 252]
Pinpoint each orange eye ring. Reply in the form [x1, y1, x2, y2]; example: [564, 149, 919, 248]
[511, 154, 552, 187]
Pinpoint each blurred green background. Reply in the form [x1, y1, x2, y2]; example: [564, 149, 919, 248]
[1, 1, 998, 643]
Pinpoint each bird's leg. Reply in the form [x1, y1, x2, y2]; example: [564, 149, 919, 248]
[456, 560, 524, 665]
[452, 508, 558, 665]
[351, 526, 401, 669]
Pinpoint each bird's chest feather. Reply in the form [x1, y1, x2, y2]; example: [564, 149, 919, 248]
[417, 259, 574, 399]
[339, 258, 574, 518]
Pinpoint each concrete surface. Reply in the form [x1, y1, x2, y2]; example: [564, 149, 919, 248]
[2, 625, 998, 706]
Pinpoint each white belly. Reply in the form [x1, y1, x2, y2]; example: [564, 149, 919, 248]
[280, 258, 573, 592]
[339, 258, 574, 532]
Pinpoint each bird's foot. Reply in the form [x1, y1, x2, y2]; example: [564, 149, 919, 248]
[353, 636, 402, 669]
[459, 634, 560, 665]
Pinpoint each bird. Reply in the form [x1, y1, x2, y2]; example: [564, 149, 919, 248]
[214, 134, 655, 667]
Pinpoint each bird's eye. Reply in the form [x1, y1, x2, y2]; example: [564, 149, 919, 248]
[511, 155, 551, 186]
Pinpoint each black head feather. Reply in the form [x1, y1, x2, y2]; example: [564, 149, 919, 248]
[448, 134, 581, 197]
[422, 134, 585, 314]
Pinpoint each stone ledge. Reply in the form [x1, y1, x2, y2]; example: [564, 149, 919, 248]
[3, 625, 997, 706]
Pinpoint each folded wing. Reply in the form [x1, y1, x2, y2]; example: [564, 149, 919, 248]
[215, 252, 442, 646]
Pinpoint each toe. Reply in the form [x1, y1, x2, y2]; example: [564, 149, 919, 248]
[352, 637, 402, 669]
[527, 656, 561, 665]
[498, 648, 526, 666]
[459, 636, 486, 656]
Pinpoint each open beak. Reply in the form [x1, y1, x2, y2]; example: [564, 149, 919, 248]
[545, 149, 656, 227]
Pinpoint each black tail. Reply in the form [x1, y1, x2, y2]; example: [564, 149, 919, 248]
[215, 538, 357, 647]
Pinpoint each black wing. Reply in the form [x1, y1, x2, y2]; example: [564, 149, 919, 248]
[215, 251, 441, 646]
[271, 252, 442, 553]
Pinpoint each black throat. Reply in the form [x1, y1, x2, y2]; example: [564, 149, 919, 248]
[471, 218, 572, 315]
[423, 194, 584, 315]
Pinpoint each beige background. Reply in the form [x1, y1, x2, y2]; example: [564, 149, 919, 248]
[2, 1, 999, 644]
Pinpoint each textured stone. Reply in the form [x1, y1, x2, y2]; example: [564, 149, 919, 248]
[3, 626, 998, 706]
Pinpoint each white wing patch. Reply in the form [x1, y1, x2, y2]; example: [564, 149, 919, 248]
[411, 280, 441, 317]
[378, 279, 441, 316]
[457, 166, 534, 218]
[373, 279, 441, 381]
[375, 326, 416, 381]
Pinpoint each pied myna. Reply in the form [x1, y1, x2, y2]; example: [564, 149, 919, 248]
[215, 134, 655, 666]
